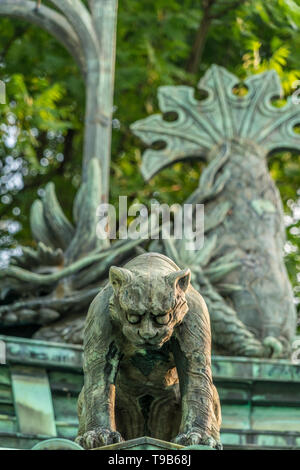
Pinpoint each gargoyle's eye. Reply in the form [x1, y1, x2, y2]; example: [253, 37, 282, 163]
[155, 314, 170, 325]
[127, 314, 140, 324]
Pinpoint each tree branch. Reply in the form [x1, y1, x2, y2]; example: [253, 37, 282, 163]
[0, 0, 86, 75]
[186, 0, 216, 74]
[186, 0, 245, 75]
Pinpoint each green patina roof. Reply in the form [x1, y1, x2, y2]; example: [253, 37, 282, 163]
[0, 334, 300, 450]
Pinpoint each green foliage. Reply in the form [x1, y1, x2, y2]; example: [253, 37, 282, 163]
[0, 0, 299, 312]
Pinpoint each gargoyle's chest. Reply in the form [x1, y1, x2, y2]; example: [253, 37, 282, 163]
[118, 344, 176, 387]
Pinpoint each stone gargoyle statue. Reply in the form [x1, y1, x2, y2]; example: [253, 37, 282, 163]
[76, 252, 222, 450]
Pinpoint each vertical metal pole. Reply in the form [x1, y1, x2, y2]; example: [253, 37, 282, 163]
[84, 0, 118, 203]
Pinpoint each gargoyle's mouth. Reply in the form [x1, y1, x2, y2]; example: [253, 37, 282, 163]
[134, 340, 162, 350]
[144, 342, 160, 349]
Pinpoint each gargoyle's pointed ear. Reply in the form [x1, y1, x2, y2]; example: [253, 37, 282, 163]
[109, 266, 133, 292]
[165, 268, 191, 293]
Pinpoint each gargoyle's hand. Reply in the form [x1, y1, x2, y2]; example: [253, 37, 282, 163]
[173, 430, 222, 449]
[75, 428, 124, 449]
[263, 336, 284, 358]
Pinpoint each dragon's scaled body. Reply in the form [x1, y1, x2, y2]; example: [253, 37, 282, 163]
[132, 65, 300, 357]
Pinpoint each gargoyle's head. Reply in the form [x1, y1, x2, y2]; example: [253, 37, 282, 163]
[109, 265, 191, 349]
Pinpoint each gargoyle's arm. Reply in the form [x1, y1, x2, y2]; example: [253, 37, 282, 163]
[172, 288, 215, 437]
[83, 286, 121, 432]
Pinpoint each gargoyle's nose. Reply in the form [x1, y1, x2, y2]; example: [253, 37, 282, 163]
[139, 330, 158, 340]
[138, 318, 158, 340]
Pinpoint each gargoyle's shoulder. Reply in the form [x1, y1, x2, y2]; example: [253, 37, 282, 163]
[186, 285, 209, 316]
[84, 284, 113, 338]
[88, 283, 113, 314]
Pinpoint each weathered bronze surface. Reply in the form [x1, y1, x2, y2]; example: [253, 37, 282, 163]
[0, 64, 298, 359]
[132, 65, 300, 358]
[0, 158, 145, 343]
[1, 334, 300, 450]
[92, 436, 212, 450]
[11, 365, 56, 437]
[76, 252, 222, 449]
[1, 66, 298, 358]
